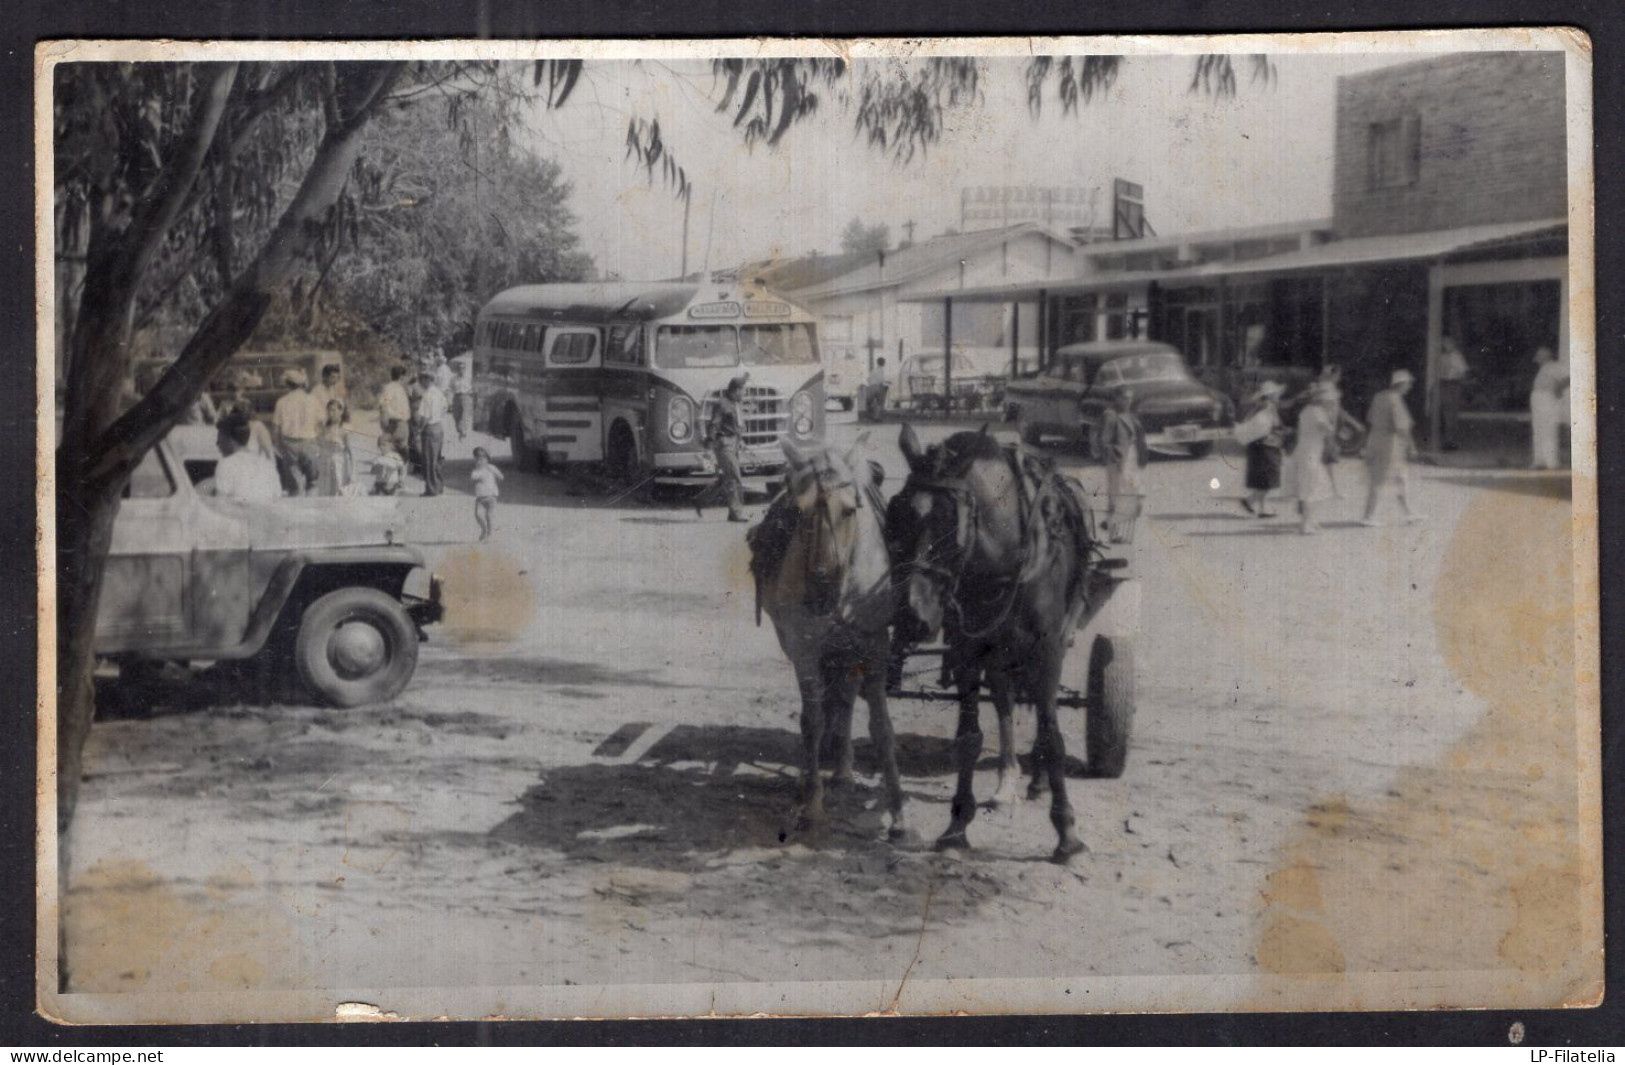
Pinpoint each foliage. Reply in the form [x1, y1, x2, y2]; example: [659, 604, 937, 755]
[839, 217, 892, 255]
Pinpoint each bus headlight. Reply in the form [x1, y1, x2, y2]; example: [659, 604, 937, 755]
[668, 395, 695, 442]
[791, 390, 815, 436]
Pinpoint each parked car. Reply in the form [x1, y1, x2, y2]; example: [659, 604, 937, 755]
[1003, 340, 1234, 458]
[95, 429, 442, 707]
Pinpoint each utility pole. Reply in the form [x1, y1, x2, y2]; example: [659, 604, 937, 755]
[680, 191, 692, 280]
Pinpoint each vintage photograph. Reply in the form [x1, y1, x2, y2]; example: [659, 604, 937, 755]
[37, 34, 1600, 1022]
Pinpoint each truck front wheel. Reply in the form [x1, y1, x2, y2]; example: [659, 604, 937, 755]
[294, 587, 420, 707]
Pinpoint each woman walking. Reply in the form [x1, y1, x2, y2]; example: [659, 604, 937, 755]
[1528, 344, 1569, 470]
[1236, 381, 1286, 517]
[1289, 382, 1339, 534]
[1361, 369, 1422, 526]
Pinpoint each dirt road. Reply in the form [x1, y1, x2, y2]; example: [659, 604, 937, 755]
[57, 416, 1594, 1019]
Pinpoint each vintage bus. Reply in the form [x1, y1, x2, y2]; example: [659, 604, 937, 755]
[471, 282, 825, 486]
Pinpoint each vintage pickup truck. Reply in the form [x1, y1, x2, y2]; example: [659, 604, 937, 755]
[95, 428, 442, 707]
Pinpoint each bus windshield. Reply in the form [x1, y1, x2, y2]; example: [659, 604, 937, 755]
[741, 324, 818, 366]
[655, 325, 739, 369]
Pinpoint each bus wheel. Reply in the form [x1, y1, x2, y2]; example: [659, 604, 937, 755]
[607, 422, 640, 485]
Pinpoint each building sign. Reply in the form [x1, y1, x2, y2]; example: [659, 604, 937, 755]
[1113, 178, 1149, 240]
[960, 185, 1097, 229]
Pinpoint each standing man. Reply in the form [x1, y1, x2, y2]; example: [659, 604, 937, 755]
[1436, 336, 1470, 451]
[311, 363, 349, 422]
[1098, 386, 1147, 543]
[866, 357, 889, 421]
[696, 373, 750, 522]
[1361, 369, 1423, 526]
[272, 369, 321, 495]
[378, 364, 413, 455]
[451, 351, 475, 440]
[432, 350, 455, 395]
[416, 368, 450, 497]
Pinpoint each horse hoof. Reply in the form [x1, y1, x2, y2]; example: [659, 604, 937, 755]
[888, 826, 923, 849]
[1050, 838, 1087, 864]
[934, 832, 971, 853]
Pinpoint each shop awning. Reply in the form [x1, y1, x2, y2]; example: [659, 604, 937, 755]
[901, 217, 1568, 304]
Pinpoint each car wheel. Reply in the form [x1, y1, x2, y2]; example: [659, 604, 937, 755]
[294, 587, 419, 708]
[1019, 421, 1043, 446]
[1186, 441, 1215, 459]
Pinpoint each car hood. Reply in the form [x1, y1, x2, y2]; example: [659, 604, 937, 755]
[197, 495, 411, 551]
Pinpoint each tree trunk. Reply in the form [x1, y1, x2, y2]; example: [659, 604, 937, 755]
[53, 63, 403, 992]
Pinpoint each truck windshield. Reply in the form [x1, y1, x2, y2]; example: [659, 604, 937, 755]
[656, 326, 738, 369]
[740, 323, 818, 366]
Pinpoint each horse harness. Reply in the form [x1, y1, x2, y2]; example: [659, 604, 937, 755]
[905, 446, 1091, 642]
[749, 463, 889, 630]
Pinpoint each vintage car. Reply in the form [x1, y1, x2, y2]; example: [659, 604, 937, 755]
[95, 428, 442, 707]
[1003, 340, 1235, 458]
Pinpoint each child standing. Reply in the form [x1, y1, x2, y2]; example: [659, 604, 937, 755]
[371, 435, 406, 496]
[471, 446, 504, 541]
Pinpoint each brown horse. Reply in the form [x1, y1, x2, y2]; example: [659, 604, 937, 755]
[889, 424, 1096, 862]
[748, 437, 909, 839]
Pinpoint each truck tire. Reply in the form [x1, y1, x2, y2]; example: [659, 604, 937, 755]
[294, 587, 419, 708]
[1019, 420, 1043, 446]
[1084, 635, 1134, 778]
[1186, 441, 1215, 459]
[607, 421, 639, 485]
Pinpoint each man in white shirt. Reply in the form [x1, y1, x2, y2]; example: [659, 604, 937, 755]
[309, 363, 349, 422]
[272, 369, 321, 495]
[211, 413, 282, 502]
[416, 370, 450, 496]
[378, 364, 413, 454]
[450, 352, 475, 440]
[1437, 336, 1471, 451]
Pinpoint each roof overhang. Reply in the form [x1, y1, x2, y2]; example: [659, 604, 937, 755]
[901, 218, 1568, 304]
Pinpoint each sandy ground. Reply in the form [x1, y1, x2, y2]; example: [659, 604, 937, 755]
[55, 413, 1596, 1018]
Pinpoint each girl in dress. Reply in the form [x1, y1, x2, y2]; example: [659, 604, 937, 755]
[314, 399, 353, 496]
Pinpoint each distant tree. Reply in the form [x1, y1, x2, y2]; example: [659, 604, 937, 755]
[840, 217, 891, 255]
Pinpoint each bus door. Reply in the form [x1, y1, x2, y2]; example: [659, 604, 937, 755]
[539, 326, 603, 463]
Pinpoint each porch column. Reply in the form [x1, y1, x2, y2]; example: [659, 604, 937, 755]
[1010, 300, 1020, 378]
[1038, 288, 1050, 370]
[943, 296, 954, 410]
[1426, 261, 1445, 448]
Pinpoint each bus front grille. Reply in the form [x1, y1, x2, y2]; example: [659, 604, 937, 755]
[703, 387, 787, 450]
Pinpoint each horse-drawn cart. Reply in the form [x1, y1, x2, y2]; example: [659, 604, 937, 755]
[887, 487, 1141, 779]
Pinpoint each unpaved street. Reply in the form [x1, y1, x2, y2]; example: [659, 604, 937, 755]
[60, 416, 1587, 1017]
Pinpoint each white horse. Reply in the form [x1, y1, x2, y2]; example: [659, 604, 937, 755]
[749, 436, 909, 839]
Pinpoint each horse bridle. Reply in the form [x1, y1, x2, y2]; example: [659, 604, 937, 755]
[902, 471, 1030, 642]
[794, 466, 878, 622]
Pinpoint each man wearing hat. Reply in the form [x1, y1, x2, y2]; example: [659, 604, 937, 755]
[696, 373, 750, 522]
[272, 367, 322, 495]
[1361, 368, 1423, 526]
[416, 368, 450, 497]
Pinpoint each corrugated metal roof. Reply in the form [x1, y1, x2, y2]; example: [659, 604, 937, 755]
[791, 222, 1077, 299]
[905, 218, 1568, 304]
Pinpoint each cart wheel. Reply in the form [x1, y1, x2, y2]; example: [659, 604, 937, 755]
[1084, 634, 1134, 778]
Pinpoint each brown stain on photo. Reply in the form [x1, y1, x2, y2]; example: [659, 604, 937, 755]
[1254, 486, 1596, 1000]
[63, 858, 301, 995]
[433, 547, 540, 649]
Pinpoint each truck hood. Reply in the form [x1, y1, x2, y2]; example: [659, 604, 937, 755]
[198, 495, 410, 551]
